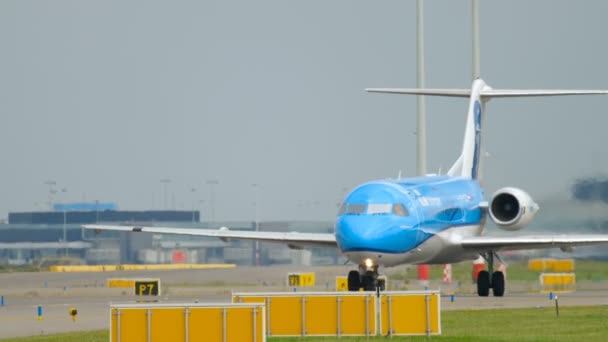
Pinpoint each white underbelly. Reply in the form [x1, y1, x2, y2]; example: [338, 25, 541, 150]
[345, 224, 483, 267]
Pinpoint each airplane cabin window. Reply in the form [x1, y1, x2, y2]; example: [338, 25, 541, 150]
[345, 204, 366, 215]
[367, 203, 392, 215]
[393, 203, 410, 217]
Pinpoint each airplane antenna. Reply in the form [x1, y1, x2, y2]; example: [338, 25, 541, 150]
[398, 170, 403, 179]
[472, 0, 480, 79]
[416, 0, 427, 176]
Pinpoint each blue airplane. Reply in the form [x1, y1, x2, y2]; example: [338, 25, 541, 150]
[85, 78, 608, 297]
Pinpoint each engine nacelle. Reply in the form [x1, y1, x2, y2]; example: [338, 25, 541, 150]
[488, 187, 539, 231]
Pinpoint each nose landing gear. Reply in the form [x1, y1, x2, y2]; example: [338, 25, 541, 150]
[347, 264, 383, 291]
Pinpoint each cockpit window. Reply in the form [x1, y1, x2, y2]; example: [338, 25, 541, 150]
[393, 203, 410, 217]
[367, 203, 392, 215]
[345, 204, 366, 215]
[342, 203, 409, 216]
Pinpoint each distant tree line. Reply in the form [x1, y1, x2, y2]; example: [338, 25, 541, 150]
[572, 178, 608, 204]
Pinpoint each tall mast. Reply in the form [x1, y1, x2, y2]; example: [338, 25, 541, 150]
[472, 0, 480, 79]
[416, 0, 427, 176]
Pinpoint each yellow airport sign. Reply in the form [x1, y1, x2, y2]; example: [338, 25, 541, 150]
[110, 303, 265, 342]
[336, 277, 348, 291]
[528, 258, 575, 272]
[134, 280, 160, 296]
[286, 272, 315, 287]
[540, 273, 576, 293]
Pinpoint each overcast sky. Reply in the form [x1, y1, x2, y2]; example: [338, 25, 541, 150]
[1, 1, 607, 222]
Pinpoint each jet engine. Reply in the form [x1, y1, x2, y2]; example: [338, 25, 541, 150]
[488, 187, 539, 231]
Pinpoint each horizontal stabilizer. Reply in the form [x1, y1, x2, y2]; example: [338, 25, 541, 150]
[366, 88, 608, 98]
[366, 88, 471, 97]
[482, 89, 608, 98]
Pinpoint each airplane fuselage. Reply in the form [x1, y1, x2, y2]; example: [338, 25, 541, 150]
[335, 176, 486, 267]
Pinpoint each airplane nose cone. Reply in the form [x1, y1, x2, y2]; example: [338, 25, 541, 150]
[336, 216, 419, 254]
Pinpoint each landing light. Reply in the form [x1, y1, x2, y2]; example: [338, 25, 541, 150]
[364, 258, 374, 268]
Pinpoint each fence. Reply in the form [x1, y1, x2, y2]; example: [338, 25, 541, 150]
[233, 290, 440, 337]
[110, 302, 265, 342]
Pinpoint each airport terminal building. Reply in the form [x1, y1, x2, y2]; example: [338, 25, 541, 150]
[1, 203, 338, 266]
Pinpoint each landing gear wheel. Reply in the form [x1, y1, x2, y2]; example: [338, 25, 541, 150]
[477, 270, 490, 297]
[492, 271, 505, 297]
[361, 274, 376, 291]
[347, 270, 361, 291]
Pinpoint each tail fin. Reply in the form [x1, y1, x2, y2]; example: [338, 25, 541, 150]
[368, 80, 608, 179]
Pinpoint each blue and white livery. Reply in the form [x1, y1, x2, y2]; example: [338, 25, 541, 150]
[84, 78, 608, 296]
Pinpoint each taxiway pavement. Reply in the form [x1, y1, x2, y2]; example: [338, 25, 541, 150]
[1, 265, 607, 339]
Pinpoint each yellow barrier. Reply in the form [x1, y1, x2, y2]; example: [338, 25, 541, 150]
[49, 265, 119, 272]
[50, 263, 235, 272]
[233, 291, 377, 337]
[233, 291, 440, 337]
[286, 273, 315, 287]
[335, 276, 388, 291]
[528, 259, 574, 272]
[553, 259, 575, 272]
[528, 258, 552, 271]
[540, 273, 576, 293]
[119, 264, 236, 271]
[110, 303, 265, 342]
[379, 292, 441, 336]
[107, 279, 136, 289]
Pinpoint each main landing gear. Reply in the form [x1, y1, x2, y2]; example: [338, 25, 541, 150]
[347, 264, 384, 291]
[477, 252, 505, 297]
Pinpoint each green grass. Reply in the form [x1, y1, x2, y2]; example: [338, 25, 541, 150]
[0, 331, 107, 342]
[388, 259, 608, 284]
[3, 306, 608, 342]
[0, 265, 44, 273]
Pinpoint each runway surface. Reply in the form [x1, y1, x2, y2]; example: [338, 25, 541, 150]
[1, 265, 607, 339]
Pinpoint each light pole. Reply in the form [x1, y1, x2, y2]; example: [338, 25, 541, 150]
[60, 187, 68, 257]
[206, 179, 219, 222]
[190, 188, 197, 223]
[160, 179, 171, 210]
[252, 184, 260, 227]
[198, 200, 205, 223]
[416, 0, 430, 284]
[95, 199, 100, 223]
[252, 183, 260, 266]
[44, 180, 56, 210]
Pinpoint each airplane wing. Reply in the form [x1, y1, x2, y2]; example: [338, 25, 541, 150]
[82, 224, 337, 249]
[461, 234, 608, 252]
